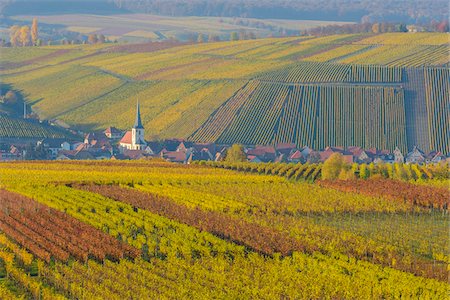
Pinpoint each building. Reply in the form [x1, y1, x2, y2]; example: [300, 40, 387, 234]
[393, 147, 404, 163]
[405, 146, 425, 164]
[120, 101, 147, 150]
[104, 127, 123, 139]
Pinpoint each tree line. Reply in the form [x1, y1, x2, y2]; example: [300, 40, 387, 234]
[9, 18, 39, 46]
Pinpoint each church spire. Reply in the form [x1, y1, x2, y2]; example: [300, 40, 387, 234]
[133, 99, 144, 129]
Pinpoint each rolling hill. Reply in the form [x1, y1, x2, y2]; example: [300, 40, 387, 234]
[1, 32, 449, 153]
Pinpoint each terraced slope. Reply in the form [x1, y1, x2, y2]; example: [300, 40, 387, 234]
[1, 33, 449, 153]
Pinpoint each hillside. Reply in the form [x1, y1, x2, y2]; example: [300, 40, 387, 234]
[1, 32, 449, 153]
[0, 114, 74, 139]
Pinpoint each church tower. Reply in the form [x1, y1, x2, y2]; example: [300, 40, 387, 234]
[131, 100, 146, 150]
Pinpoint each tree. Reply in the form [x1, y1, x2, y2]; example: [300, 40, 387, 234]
[225, 144, 246, 162]
[322, 153, 345, 180]
[359, 163, 369, 179]
[98, 34, 106, 43]
[371, 23, 380, 34]
[31, 18, 38, 46]
[230, 32, 238, 41]
[197, 33, 204, 43]
[208, 34, 219, 42]
[9, 25, 21, 47]
[88, 34, 98, 44]
[3, 91, 17, 105]
[20, 26, 31, 46]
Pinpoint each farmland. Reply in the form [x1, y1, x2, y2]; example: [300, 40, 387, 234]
[10, 14, 354, 42]
[1, 32, 449, 153]
[0, 160, 448, 298]
[0, 114, 72, 139]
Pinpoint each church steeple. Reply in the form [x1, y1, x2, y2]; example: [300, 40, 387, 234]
[133, 100, 144, 129]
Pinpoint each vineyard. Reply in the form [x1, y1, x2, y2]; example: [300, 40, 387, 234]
[0, 160, 448, 298]
[1, 32, 449, 153]
[0, 114, 71, 139]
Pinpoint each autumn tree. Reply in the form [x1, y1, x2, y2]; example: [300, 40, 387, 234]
[359, 163, 369, 179]
[31, 18, 38, 46]
[197, 33, 204, 43]
[322, 153, 345, 180]
[208, 34, 220, 42]
[371, 23, 380, 34]
[225, 144, 247, 162]
[98, 34, 106, 43]
[3, 91, 17, 105]
[9, 25, 21, 46]
[88, 34, 98, 44]
[230, 31, 238, 41]
[20, 26, 31, 46]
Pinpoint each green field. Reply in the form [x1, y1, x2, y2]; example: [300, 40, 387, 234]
[1, 32, 449, 153]
[0, 161, 448, 298]
[11, 14, 354, 42]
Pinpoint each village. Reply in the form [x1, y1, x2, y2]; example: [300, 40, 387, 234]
[1, 102, 449, 164]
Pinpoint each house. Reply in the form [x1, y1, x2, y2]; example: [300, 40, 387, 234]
[288, 150, 304, 163]
[37, 138, 68, 159]
[275, 143, 297, 156]
[393, 147, 404, 163]
[356, 150, 376, 164]
[145, 141, 163, 156]
[246, 145, 276, 162]
[192, 143, 216, 156]
[0, 144, 22, 161]
[120, 101, 147, 150]
[123, 149, 149, 160]
[247, 155, 262, 163]
[405, 146, 425, 164]
[104, 127, 123, 139]
[56, 149, 96, 160]
[299, 146, 312, 159]
[177, 141, 194, 152]
[317, 147, 353, 163]
[214, 146, 228, 162]
[187, 148, 214, 163]
[161, 150, 189, 163]
[161, 139, 183, 152]
[430, 152, 446, 163]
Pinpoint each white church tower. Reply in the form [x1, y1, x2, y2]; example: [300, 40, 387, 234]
[131, 100, 146, 150]
[119, 100, 148, 150]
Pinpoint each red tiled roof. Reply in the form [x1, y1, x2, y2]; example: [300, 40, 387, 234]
[162, 151, 187, 162]
[123, 149, 147, 159]
[289, 150, 303, 160]
[104, 127, 121, 134]
[119, 131, 132, 144]
[247, 146, 276, 156]
[276, 143, 296, 150]
[342, 155, 354, 164]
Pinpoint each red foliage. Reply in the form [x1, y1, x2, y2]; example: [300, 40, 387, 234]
[0, 189, 139, 263]
[74, 183, 314, 257]
[317, 179, 450, 210]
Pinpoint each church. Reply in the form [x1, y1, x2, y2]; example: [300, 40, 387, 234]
[119, 101, 147, 150]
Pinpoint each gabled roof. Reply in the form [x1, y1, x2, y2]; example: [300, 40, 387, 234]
[39, 138, 67, 148]
[104, 127, 122, 134]
[162, 151, 188, 163]
[289, 150, 303, 160]
[162, 139, 182, 151]
[123, 149, 147, 159]
[119, 131, 132, 144]
[247, 146, 276, 156]
[276, 143, 296, 150]
[407, 146, 425, 157]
